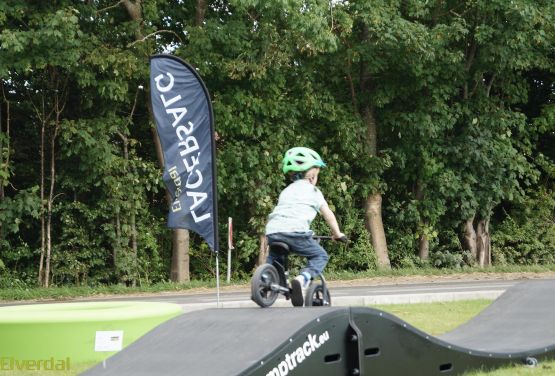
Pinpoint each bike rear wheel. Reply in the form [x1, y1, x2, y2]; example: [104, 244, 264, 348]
[251, 264, 280, 308]
[304, 283, 331, 307]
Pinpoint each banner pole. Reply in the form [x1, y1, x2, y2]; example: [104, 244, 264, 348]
[216, 252, 221, 308]
[227, 217, 233, 283]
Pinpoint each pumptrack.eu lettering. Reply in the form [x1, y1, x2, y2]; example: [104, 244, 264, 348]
[266, 330, 330, 376]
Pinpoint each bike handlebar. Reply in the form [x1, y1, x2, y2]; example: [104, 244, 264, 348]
[313, 235, 349, 243]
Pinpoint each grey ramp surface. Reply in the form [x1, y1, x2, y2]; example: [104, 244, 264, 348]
[84, 307, 349, 376]
[440, 279, 555, 353]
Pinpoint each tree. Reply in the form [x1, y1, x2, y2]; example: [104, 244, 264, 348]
[443, 0, 553, 266]
[0, 3, 84, 285]
[0, 0, 554, 287]
[92, 0, 192, 282]
[171, 0, 342, 270]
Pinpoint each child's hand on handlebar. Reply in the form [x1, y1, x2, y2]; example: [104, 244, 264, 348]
[332, 232, 348, 243]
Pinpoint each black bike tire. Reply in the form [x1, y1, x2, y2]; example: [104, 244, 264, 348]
[251, 264, 280, 308]
[304, 283, 331, 307]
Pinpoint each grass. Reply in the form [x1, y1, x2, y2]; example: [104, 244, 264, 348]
[0, 279, 217, 302]
[373, 300, 555, 376]
[373, 299, 492, 336]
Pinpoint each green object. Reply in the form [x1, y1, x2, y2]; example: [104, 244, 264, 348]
[282, 147, 326, 173]
[0, 301, 182, 369]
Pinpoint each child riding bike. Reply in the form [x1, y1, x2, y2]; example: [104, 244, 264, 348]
[265, 147, 346, 306]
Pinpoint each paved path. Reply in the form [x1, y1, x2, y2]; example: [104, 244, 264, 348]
[3, 274, 554, 311]
[52, 278, 521, 311]
[173, 278, 515, 311]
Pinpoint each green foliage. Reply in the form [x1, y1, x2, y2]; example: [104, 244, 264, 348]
[0, 187, 41, 236]
[430, 250, 466, 269]
[0, 0, 553, 288]
[321, 210, 377, 273]
[492, 191, 555, 265]
[0, 268, 30, 289]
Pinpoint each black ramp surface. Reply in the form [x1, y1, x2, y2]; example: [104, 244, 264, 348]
[83, 279, 555, 376]
[84, 307, 351, 376]
[440, 279, 555, 353]
[348, 279, 555, 375]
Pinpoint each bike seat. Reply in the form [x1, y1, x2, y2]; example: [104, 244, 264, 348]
[269, 242, 290, 255]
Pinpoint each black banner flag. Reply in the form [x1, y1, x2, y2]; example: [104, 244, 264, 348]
[150, 55, 219, 252]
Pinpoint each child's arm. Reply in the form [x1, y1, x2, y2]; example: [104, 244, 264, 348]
[320, 203, 345, 239]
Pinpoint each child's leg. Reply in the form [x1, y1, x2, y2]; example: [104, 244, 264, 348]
[267, 232, 329, 278]
[269, 233, 328, 306]
[288, 234, 329, 279]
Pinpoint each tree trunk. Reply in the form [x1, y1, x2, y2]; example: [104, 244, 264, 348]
[418, 233, 430, 261]
[149, 101, 190, 282]
[476, 218, 491, 267]
[44, 188, 52, 287]
[130, 204, 137, 285]
[256, 234, 268, 267]
[118, 128, 138, 286]
[361, 104, 390, 268]
[122, 0, 190, 282]
[44, 94, 64, 287]
[362, 105, 377, 156]
[44, 117, 60, 287]
[0, 95, 9, 242]
[115, 213, 120, 274]
[170, 229, 190, 282]
[195, 0, 207, 27]
[0, 97, 6, 200]
[38, 114, 46, 285]
[462, 216, 478, 263]
[358, 21, 390, 268]
[364, 193, 391, 269]
[121, 0, 143, 41]
[166, 0, 211, 284]
[415, 180, 429, 261]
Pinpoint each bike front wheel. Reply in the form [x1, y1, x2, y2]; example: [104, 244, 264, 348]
[251, 264, 280, 308]
[304, 283, 331, 307]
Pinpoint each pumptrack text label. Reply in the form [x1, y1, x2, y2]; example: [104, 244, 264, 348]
[266, 330, 330, 376]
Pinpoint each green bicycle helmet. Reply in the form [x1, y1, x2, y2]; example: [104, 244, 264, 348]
[282, 147, 326, 174]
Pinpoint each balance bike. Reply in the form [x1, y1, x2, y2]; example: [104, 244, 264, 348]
[250, 236, 343, 308]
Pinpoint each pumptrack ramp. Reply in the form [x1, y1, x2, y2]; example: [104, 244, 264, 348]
[84, 279, 555, 375]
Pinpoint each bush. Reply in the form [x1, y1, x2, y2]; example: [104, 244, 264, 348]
[430, 249, 468, 268]
[387, 229, 421, 268]
[430, 230, 471, 268]
[492, 217, 555, 265]
[492, 191, 555, 265]
[0, 268, 33, 289]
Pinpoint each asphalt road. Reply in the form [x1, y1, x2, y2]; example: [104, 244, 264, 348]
[94, 278, 516, 306]
[38, 278, 523, 310]
[130, 278, 517, 310]
[1, 276, 550, 311]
